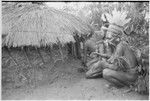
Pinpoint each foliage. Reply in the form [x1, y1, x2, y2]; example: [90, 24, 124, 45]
[66, 2, 149, 38]
[104, 8, 131, 27]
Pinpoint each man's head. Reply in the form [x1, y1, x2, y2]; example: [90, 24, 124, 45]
[101, 8, 131, 43]
[102, 25, 123, 46]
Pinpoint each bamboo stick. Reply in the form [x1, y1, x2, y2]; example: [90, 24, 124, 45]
[68, 43, 72, 55]
[83, 41, 87, 67]
[47, 46, 54, 62]
[76, 41, 81, 59]
[71, 42, 73, 57]
[58, 42, 64, 63]
[5, 47, 19, 66]
[23, 47, 36, 88]
[37, 48, 45, 64]
[73, 42, 77, 59]
[65, 43, 70, 56]
[23, 47, 32, 67]
[72, 43, 74, 57]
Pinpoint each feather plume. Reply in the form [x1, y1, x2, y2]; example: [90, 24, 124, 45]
[104, 8, 131, 27]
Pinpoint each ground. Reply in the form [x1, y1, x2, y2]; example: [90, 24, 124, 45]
[2, 48, 149, 100]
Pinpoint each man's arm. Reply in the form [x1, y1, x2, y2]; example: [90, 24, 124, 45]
[91, 52, 111, 59]
[107, 65, 118, 70]
[107, 42, 125, 63]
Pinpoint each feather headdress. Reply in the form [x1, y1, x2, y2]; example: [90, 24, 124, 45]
[103, 8, 131, 27]
[101, 8, 131, 36]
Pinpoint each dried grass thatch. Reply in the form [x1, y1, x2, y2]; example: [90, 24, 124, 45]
[2, 3, 93, 47]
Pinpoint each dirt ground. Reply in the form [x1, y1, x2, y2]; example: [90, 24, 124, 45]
[2, 48, 149, 100]
[2, 59, 148, 100]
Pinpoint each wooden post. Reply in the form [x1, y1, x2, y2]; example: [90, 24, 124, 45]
[73, 42, 77, 59]
[71, 42, 74, 57]
[83, 41, 87, 67]
[76, 41, 81, 59]
[65, 43, 70, 56]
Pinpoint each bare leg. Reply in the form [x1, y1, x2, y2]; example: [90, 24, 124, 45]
[85, 59, 112, 78]
[104, 75, 127, 88]
[103, 68, 138, 87]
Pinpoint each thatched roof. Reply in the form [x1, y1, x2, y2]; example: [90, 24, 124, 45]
[2, 3, 93, 47]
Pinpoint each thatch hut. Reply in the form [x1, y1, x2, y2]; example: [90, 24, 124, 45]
[2, 2, 94, 88]
[2, 2, 94, 65]
[2, 2, 93, 47]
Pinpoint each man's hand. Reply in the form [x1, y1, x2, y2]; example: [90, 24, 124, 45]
[90, 52, 100, 57]
[107, 56, 116, 63]
[107, 58, 113, 63]
[96, 40, 104, 45]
